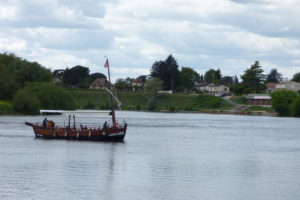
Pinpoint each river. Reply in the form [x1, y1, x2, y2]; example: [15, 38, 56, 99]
[0, 112, 299, 200]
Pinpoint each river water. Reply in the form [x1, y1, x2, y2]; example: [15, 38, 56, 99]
[0, 112, 299, 200]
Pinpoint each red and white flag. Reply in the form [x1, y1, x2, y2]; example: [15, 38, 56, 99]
[104, 59, 109, 68]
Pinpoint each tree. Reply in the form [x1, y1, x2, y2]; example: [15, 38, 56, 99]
[292, 72, 300, 83]
[179, 67, 200, 90]
[115, 78, 132, 91]
[234, 75, 239, 84]
[204, 69, 216, 83]
[89, 73, 106, 83]
[13, 82, 75, 114]
[271, 90, 297, 116]
[290, 96, 300, 117]
[215, 69, 222, 82]
[221, 76, 234, 85]
[150, 55, 180, 90]
[204, 68, 222, 84]
[240, 61, 266, 94]
[144, 78, 163, 94]
[267, 68, 283, 83]
[62, 65, 90, 87]
[0, 53, 52, 100]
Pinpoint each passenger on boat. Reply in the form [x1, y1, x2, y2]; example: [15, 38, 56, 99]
[103, 121, 107, 130]
[43, 118, 47, 128]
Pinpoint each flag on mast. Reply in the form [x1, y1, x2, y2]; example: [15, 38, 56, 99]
[104, 59, 109, 68]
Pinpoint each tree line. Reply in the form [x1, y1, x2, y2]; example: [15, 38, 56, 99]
[147, 55, 300, 95]
[1, 52, 300, 116]
[0, 53, 74, 114]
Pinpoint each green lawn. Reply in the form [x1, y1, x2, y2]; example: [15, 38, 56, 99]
[68, 89, 232, 111]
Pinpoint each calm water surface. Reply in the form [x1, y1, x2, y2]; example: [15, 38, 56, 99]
[0, 112, 299, 200]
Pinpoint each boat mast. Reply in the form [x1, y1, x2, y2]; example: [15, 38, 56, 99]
[105, 59, 116, 123]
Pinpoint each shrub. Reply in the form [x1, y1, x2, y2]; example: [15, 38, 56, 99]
[147, 96, 158, 111]
[290, 96, 300, 117]
[0, 101, 13, 115]
[168, 105, 175, 112]
[13, 82, 75, 114]
[195, 95, 227, 109]
[271, 90, 297, 116]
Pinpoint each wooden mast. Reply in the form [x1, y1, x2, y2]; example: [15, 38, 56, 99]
[105, 59, 116, 123]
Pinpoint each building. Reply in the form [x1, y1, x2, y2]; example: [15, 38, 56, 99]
[194, 82, 210, 92]
[89, 78, 109, 89]
[266, 82, 277, 93]
[207, 84, 230, 96]
[245, 94, 271, 105]
[194, 82, 230, 96]
[274, 81, 300, 92]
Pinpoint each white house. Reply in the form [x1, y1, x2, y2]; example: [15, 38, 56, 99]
[274, 81, 300, 92]
[194, 82, 230, 96]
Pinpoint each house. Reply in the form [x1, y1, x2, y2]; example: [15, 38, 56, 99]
[206, 85, 230, 96]
[194, 82, 230, 96]
[245, 94, 271, 105]
[273, 81, 300, 92]
[132, 79, 143, 87]
[131, 76, 148, 92]
[89, 78, 109, 89]
[266, 82, 277, 93]
[194, 82, 210, 92]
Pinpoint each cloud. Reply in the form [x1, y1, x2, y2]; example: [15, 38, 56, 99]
[0, 0, 300, 80]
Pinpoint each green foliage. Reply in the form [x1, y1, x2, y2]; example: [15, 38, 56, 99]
[68, 89, 231, 112]
[271, 90, 297, 116]
[230, 96, 247, 104]
[62, 65, 90, 87]
[150, 55, 180, 90]
[221, 76, 234, 86]
[0, 53, 52, 100]
[0, 101, 13, 115]
[144, 78, 163, 94]
[115, 77, 133, 91]
[168, 105, 176, 112]
[239, 61, 266, 94]
[290, 96, 300, 117]
[89, 73, 106, 83]
[244, 106, 274, 112]
[195, 95, 228, 109]
[267, 68, 283, 83]
[13, 82, 75, 114]
[83, 99, 96, 109]
[179, 67, 200, 90]
[292, 72, 300, 83]
[147, 96, 158, 111]
[204, 68, 222, 84]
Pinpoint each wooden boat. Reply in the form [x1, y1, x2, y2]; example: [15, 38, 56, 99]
[25, 118, 127, 142]
[25, 59, 127, 142]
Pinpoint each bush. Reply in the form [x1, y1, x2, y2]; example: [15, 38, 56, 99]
[168, 105, 175, 112]
[0, 101, 13, 115]
[147, 96, 158, 111]
[195, 95, 227, 109]
[13, 82, 75, 115]
[271, 90, 297, 116]
[290, 96, 300, 117]
[136, 105, 141, 111]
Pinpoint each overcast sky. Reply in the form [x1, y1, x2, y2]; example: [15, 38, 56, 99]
[1, 0, 300, 80]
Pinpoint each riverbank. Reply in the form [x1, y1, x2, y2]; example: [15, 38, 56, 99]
[1, 89, 277, 116]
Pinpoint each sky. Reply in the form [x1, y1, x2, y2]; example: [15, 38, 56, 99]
[1, 0, 300, 81]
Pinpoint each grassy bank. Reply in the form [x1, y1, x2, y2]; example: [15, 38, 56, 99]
[68, 89, 233, 112]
